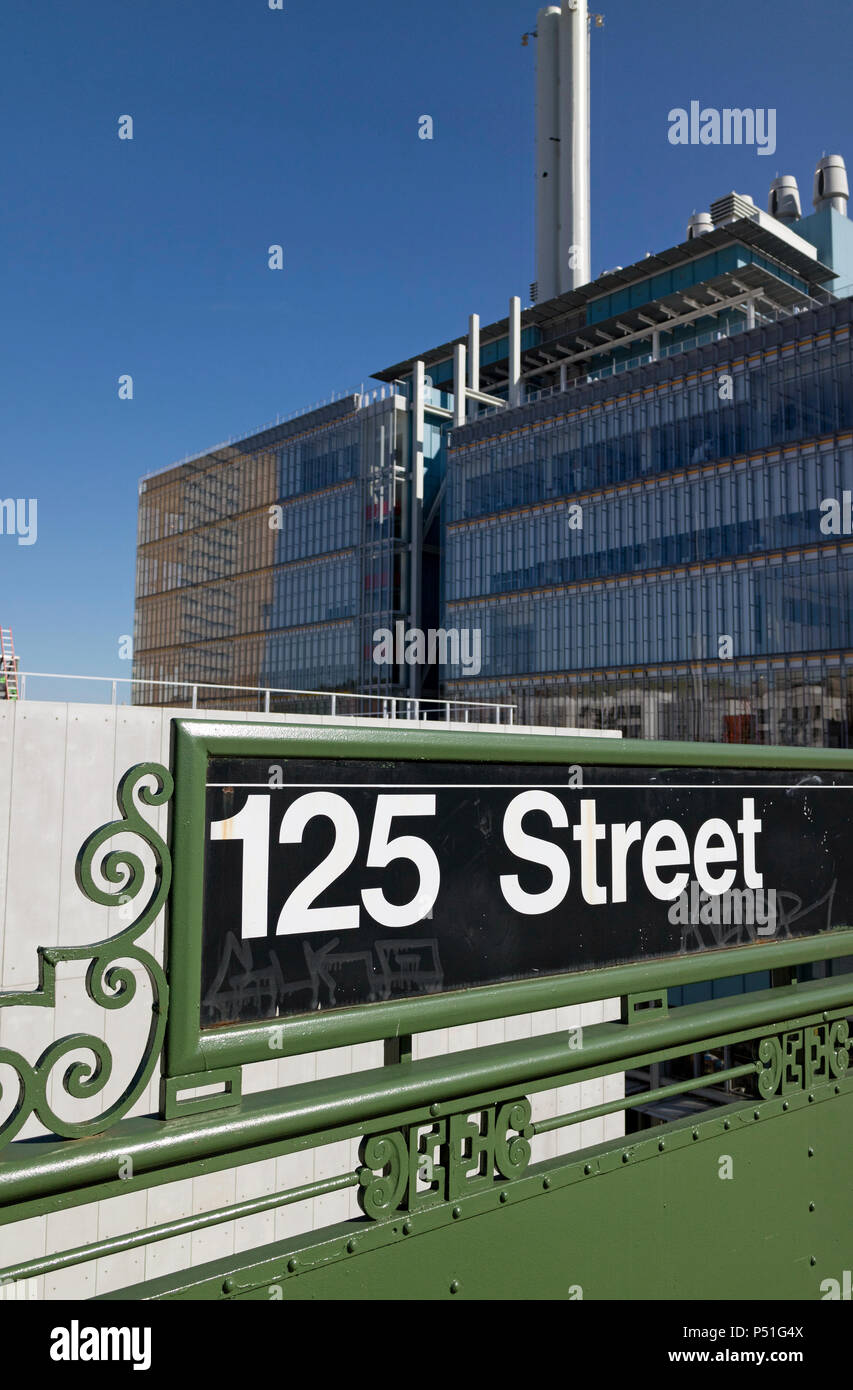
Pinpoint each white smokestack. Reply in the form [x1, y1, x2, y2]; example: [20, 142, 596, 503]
[536, 0, 591, 300]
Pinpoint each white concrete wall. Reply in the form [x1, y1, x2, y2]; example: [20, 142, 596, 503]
[0, 701, 623, 1297]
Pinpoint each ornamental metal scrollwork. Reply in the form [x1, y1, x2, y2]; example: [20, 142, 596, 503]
[0, 763, 172, 1150]
[357, 1096, 533, 1220]
[828, 1020, 850, 1079]
[495, 1098, 533, 1179]
[757, 1034, 783, 1098]
[756, 1023, 851, 1100]
[357, 1132, 408, 1219]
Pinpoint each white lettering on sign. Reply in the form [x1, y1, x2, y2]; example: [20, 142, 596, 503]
[498, 796, 764, 913]
[277, 791, 361, 935]
[210, 794, 269, 939]
[500, 791, 570, 915]
[210, 792, 766, 938]
[360, 795, 440, 928]
[210, 792, 439, 937]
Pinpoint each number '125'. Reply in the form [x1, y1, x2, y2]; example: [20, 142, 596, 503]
[210, 792, 439, 938]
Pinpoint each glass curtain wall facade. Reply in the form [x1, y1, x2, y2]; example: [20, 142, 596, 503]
[133, 394, 409, 709]
[442, 298, 853, 745]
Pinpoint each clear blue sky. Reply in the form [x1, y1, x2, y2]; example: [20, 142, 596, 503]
[2, 0, 851, 689]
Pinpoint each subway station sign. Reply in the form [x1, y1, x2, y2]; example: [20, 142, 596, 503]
[164, 722, 853, 1072]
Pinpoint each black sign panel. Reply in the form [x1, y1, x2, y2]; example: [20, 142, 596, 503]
[200, 757, 853, 1027]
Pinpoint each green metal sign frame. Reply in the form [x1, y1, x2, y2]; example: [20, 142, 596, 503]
[164, 719, 853, 1091]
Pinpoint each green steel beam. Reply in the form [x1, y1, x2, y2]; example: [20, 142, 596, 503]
[1, 972, 849, 1219]
[170, 717, 853, 772]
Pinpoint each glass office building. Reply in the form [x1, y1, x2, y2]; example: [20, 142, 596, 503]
[133, 393, 413, 709]
[440, 296, 853, 742]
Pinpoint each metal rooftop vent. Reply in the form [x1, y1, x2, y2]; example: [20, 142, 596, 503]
[768, 176, 802, 224]
[709, 191, 760, 227]
[687, 212, 714, 239]
[813, 155, 849, 215]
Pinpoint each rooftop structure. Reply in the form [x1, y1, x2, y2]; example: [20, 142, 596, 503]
[375, 207, 837, 399]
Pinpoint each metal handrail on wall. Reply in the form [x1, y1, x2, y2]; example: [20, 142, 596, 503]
[14, 671, 516, 725]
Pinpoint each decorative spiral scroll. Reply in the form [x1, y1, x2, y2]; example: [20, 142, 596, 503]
[757, 1035, 784, 1098]
[0, 763, 173, 1149]
[495, 1098, 533, 1179]
[0, 1049, 37, 1147]
[828, 1020, 850, 1078]
[357, 1132, 408, 1219]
